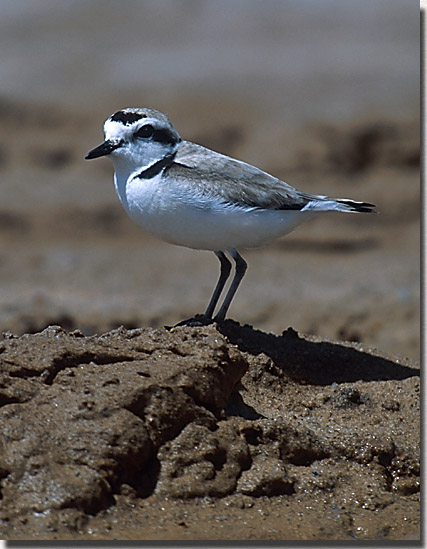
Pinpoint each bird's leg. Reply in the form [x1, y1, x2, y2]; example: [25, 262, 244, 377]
[214, 249, 247, 322]
[204, 251, 232, 319]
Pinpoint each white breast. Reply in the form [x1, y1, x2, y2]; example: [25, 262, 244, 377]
[115, 171, 315, 251]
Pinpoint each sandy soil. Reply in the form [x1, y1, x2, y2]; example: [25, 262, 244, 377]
[0, 97, 420, 541]
[0, 322, 420, 540]
[0, 1, 419, 541]
[0, 91, 419, 541]
[0, 99, 420, 360]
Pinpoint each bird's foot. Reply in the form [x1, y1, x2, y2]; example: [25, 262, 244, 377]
[170, 314, 215, 328]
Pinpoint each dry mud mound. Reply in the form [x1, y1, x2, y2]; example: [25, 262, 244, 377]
[0, 322, 420, 540]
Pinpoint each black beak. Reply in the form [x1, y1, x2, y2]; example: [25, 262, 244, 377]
[85, 140, 121, 160]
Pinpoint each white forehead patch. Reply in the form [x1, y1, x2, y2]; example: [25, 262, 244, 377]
[103, 119, 133, 141]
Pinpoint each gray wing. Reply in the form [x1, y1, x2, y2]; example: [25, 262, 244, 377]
[167, 141, 315, 210]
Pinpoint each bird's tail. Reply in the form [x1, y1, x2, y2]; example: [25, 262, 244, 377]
[302, 197, 376, 213]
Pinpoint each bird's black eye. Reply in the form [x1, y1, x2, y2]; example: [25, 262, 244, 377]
[135, 124, 154, 139]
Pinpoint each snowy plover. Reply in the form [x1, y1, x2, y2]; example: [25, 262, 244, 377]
[86, 107, 375, 322]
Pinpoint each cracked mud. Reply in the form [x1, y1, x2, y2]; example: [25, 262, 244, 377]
[0, 322, 420, 540]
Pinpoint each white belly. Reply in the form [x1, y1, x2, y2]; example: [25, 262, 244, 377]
[116, 173, 314, 251]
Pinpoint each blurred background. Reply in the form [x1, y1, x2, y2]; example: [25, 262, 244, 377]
[0, 1, 420, 359]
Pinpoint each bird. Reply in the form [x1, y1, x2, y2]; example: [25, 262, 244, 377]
[85, 107, 375, 323]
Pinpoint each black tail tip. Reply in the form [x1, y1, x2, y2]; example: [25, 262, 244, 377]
[354, 202, 376, 213]
[337, 200, 377, 213]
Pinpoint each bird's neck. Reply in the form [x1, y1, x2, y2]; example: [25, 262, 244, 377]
[113, 169, 130, 212]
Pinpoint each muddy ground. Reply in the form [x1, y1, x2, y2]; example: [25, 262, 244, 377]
[0, 2, 420, 540]
[0, 99, 420, 541]
[0, 322, 420, 540]
[0, 101, 420, 362]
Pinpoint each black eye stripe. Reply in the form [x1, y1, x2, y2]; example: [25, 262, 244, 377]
[152, 128, 180, 146]
[134, 125, 181, 146]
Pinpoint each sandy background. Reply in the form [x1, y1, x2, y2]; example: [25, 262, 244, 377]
[0, 0, 420, 360]
[0, 0, 420, 541]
